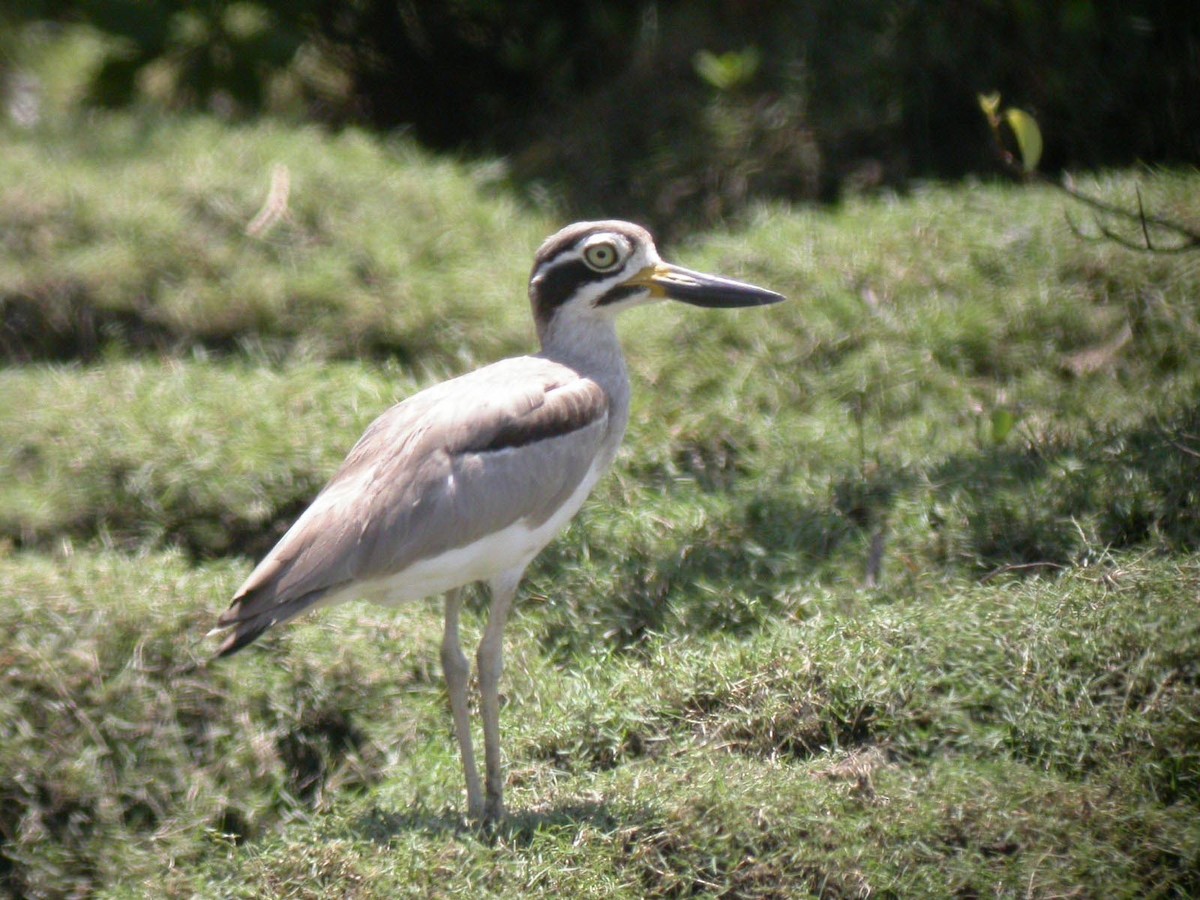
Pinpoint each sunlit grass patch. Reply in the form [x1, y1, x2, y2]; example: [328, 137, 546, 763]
[0, 549, 449, 897]
[3, 113, 1200, 895]
[1, 116, 548, 365]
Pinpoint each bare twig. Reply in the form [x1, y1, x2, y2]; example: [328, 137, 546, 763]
[246, 163, 291, 238]
[985, 110, 1200, 253]
[1167, 439, 1200, 460]
[1137, 186, 1151, 250]
[1055, 178, 1200, 253]
[865, 525, 886, 588]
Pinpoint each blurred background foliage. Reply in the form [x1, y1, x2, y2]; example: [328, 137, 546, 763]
[3, 0, 1199, 237]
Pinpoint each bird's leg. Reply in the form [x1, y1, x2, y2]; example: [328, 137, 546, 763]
[477, 570, 521, 824]
[442, 587, 483, 821]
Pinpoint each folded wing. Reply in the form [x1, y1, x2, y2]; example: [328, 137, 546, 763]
[214, 356, 609, 655]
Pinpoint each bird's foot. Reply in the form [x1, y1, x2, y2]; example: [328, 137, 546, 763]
[465, 798, 485, 825]
[482, 794, 505, 827]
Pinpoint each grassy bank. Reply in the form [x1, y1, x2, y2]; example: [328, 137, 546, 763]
[1, 115, 1198, 896]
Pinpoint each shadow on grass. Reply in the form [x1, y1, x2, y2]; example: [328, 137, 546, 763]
[744, 398, 1200, 576]
[538, 398, 1200, 657]
[356, 798, 651, 845]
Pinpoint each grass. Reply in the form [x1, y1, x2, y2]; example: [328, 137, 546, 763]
[2, 113, 1199, 896]
[5, 551, 1196, 897]
[0, 115, 546, 366]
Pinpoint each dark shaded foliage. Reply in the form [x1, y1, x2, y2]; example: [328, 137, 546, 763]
[8, 1, 1199, 232]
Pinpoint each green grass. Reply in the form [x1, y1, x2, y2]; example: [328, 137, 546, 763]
[5, 551, 1197, 897]
[0, 115, 546, 366]
[2, 114, 1199, 896]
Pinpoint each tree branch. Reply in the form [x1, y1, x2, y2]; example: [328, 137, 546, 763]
[982, 100, 1200, 253]
[1048, 173, 1200, 252]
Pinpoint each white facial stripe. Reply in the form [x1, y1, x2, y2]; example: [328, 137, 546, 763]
[534, 233, 633, 279]
[532, 247, 584, 283]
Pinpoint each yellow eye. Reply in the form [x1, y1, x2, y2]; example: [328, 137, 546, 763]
[583, 241, 620, 271]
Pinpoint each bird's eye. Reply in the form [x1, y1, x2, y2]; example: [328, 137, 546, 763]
[583, 241, 620, 271]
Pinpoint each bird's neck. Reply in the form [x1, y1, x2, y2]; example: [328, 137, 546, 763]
[537, 315, 632, 433]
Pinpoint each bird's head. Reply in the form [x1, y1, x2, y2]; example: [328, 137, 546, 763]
[528, 220, 783, 341]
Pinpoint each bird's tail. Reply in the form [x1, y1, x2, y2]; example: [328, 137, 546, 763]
[209, 587, 330, 658]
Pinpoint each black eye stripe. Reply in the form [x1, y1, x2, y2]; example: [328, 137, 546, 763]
[531, 259, 614, 318]
[596, 284, 642, 306]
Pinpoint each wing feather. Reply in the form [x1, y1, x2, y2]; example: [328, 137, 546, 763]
[214, 356, 609, 654]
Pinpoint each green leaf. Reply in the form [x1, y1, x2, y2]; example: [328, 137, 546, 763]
[693, 47, 761, 92]
[977, 92, 1002, 122]
[990, 408, 1016, 444]
[1004, 107, 1043, 172]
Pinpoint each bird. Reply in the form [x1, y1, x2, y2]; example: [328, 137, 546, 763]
[212, 220, 784, 823]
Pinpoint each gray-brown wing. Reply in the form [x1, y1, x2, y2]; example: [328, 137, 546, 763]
[214, 357, 609, 655]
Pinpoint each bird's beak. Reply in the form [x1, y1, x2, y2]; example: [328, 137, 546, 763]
[621, 262, 785, 308]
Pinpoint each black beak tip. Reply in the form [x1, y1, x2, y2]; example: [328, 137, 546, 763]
[756, 289, 787, 306]
[675, 283, 787, 309]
